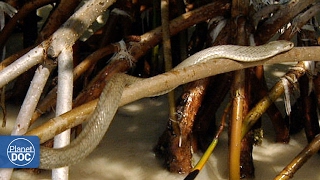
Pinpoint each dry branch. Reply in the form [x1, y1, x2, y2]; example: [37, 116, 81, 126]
[255, 0, 315, 44]
[274, 134, 320, 180]
[26, 46, 320, 144]
[0, 0, 56, 49]
[241, 62, 306, 138]
[0, 0, 118, 88]
[37, 0, 82, 42]
[31, 44, 117, 123]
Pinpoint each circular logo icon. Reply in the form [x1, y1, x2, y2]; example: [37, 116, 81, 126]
[6, 138, 35, 166]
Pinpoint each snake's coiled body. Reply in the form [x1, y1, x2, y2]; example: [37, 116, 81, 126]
[39, 40, 293, 169]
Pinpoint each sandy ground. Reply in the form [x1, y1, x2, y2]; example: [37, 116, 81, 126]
[1, 63, 320, 179]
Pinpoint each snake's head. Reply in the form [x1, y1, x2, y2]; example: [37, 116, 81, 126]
[268, 40, 294, 52]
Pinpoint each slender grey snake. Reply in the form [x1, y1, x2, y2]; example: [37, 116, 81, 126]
[39, 40, 294, 169]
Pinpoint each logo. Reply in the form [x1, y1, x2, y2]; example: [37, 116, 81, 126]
[0, 136, 39, 168]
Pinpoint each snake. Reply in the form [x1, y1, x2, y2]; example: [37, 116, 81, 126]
[39, 40, 294, 169]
